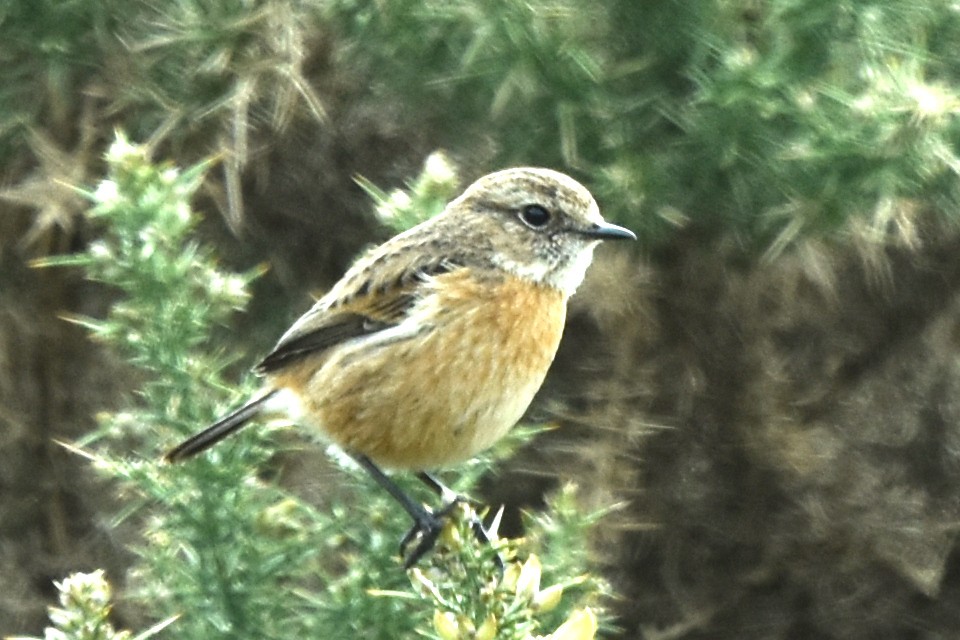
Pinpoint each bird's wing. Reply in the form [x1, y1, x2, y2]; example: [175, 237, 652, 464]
[255, 249, 463, 374]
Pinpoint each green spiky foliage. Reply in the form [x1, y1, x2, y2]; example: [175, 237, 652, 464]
[9, 0, 959, 253]
[0, 0, 327, 241]
[8, 570, 175, 640]
[329, 0, 960, 251]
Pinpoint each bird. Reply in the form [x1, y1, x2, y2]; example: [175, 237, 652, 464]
[164, 167, 636, 567]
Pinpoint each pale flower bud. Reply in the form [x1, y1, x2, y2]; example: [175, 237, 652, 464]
[423, 151, 458, 189]
[533, 583, 564, 612]
[475, 613, 498, 640]
[501, 560, 522, 592]
[549, 607, 598, 640]
[92, 180, 120, 206]
[433, 610, 460, 640]
[104, 132, 142, 166]
[515, 554, 542, 602]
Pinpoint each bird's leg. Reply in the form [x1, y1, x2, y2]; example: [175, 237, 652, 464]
[414, 471, 447, 497]
[415, 471, 501, 564]
[415, 471, 464, 502]
[353, 457, 501, 568]
[353, 455, 445, 568]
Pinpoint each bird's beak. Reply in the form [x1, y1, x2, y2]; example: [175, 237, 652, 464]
[582, 220, 637, 241]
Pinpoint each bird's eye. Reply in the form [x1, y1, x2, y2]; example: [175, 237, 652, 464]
[520, 204, 551, 228]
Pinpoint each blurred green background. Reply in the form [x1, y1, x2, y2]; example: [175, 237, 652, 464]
[3, 0, 960, 637]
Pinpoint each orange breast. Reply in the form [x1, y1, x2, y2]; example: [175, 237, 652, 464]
[290, 272, 566, 470]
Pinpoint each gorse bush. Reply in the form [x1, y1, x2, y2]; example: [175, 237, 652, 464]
[329, 0, 960, 249]
[7, 1, 960, 637]
[26, 135, 607, 639]
[6, 0, 959, 250]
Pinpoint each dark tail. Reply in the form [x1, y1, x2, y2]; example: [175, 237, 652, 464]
[163, 390, 280, 463]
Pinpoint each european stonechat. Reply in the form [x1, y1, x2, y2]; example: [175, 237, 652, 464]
[164, 167, 636, 566]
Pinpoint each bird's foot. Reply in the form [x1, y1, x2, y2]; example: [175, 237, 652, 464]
[399, 508, 445, 569]
[400, 497, 504, 569]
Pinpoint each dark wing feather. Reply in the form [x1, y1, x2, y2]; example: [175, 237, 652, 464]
[255, 313, 392, 373]
[255, 256, 460, 375]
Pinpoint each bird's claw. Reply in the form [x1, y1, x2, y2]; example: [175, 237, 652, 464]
[399, 498, 504, 570]
[400, 511, 445, 569]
